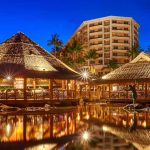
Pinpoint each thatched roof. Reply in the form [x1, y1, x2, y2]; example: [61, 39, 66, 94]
[94, 52, 150, 84]
[0, 32, 79, 79]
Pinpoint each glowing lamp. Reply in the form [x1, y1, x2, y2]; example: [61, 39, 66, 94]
[102, 75, 107, 79]
[82, 71, 89, 80]
[6, 76, 11, 80]
[82, 131, 90, 141]
[102, 125, 108, 132]
[83, 72, 88, 77]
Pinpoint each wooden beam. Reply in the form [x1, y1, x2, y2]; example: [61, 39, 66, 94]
[126, 84, 128, 99]
[66, 80, 69, 99]
[24, 78, 27, 100]
[33, 78, 36, 89]
[23, 115, 27, 141]
[145, 82, 148, 99]
[50, 115, 53, 138]
[49, 79, 53, 100]
[89, 84, 91, 100]
[79, 84, 82, 99]
[109, 84, 111, 98]
[74, 80, 77, 99]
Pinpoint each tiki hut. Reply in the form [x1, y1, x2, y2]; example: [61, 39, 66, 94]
[90, 52, 150, 102]
[0, 32, 80, 105]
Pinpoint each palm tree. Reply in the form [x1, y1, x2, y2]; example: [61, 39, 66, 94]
[86, 49, 97, 74]
[145, 46, 150, 54]
[65, 40, 83, 60]
[47, 34, 63, 57]
[62, 57, 75, 68]
[107, 59, 118, 71]
[75, 56, 85, 67]
[128, 44, 141, 60]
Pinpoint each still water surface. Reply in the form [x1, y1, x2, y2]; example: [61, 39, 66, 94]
[0, 104, 149, 150]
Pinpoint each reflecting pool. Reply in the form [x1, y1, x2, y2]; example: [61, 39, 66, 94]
[0, 104, 150, 150]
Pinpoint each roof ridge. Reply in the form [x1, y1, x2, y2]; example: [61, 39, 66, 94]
[2, 32, 37, 45]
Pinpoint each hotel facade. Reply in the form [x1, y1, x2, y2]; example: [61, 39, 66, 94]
[65, 16, 139, 75]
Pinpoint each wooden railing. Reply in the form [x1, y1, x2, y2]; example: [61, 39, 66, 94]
[102, 90, 148, 100]
[1, 88, 148, 101]
[0, 89, 80, 100]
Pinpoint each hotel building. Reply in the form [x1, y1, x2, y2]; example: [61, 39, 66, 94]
[65, 16, 139, 75]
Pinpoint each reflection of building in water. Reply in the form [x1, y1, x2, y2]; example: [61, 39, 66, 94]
[0, 111, 88, 142]
[65, 128, 135, 150]
[92, 131, 135, 150]
[0, 105, 150, 150]
[78, 105, 150, 128]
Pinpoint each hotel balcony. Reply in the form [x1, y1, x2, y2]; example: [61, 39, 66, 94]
[113, 49, 129, 52]
[89, 25, 102, 30]
[104, 30, 110, 33]
[112, 29, 130, 33]
[112, 36, 130, 39]
[112, 23, 130, 27]
[89, 31, 103, 35]
[90, 42, 103, 46]
[112, 55, 128, 59]
[89, 37, 103, 42]
[112, 42, 130, 46]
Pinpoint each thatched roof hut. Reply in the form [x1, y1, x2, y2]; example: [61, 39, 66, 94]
[0, 32, 79, 79]
[94, 52, 150, 84]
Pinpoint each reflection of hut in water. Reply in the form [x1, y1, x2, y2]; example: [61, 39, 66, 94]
[91, 52, 150, 102]
[0, 32, 80, 105]
[102, 124, 150, 150]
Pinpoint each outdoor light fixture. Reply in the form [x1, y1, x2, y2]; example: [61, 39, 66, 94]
[80, 69, 90, 81]
[112, 86, 117, 91]
[82, 71, 88, 79]
[82, 131, 90, 141]
[6, 76, 11, 80]
[142, 121, 147, 128]
[102, 125, 108, 132]
[102, 75, 107, 79]
[86, 113, 89, 120]
[77, 113, 80, 121]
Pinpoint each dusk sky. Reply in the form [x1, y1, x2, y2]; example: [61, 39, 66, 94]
[0, 0, 149, 51]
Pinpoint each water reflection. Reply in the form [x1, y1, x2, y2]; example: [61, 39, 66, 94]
[0, 105, 150, 149]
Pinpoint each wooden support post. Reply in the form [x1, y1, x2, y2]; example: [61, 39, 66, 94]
[15, 90, 17, 100]
[109, 84, 111, 98]
[126, 84, 128, 99]
[101, 85, 104, 98]
[66, 114, 69, 135]
[50, 115, 53, 138]
[145, 82, 148, 99]
[89, 84, 91, 100]
[49, 79, 53, 100]
[79, 84, 82, 99]
[66, 80, 69, 99]
[6, 90, 8, 100]
[24, 78, 27, 100]
[62, 80, 65, 90]
[74, 80, 77, 99]
[85, 84, 87, 98]
[23, 115, 27, 141]
[117, 84, 119, 99]
[33, 78, 36, 89]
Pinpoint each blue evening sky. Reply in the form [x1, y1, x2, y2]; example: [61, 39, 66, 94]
[0, 0, 149, 51]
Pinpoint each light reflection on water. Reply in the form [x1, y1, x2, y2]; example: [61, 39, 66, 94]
[0, 104, 150, 150]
